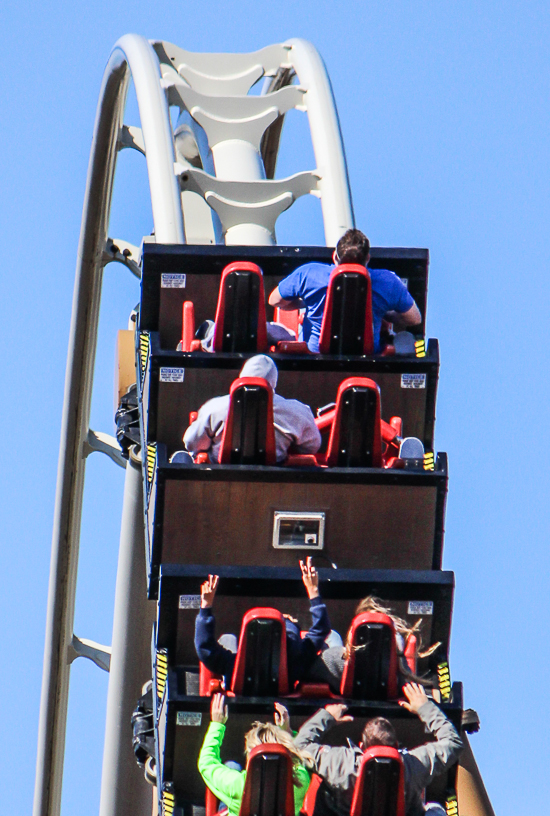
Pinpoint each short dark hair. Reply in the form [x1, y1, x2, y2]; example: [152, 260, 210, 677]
[361, 717, 398, 748]
[335, 229, 370, 265]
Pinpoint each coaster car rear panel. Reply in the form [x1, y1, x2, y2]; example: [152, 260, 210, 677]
[144, 446, 448, 595]
[155, 672, 462, 811]
[156, 565, 454, 673]
[139, 332, 439, 452]
[139, 244, 430, 350]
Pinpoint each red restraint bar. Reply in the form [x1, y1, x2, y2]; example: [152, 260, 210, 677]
[316, 409, 402, 449]
[181, 301, 196, 351]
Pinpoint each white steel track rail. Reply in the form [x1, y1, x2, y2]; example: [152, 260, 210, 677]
[33, 34, 354, 816]
[33, 34, 183, 816]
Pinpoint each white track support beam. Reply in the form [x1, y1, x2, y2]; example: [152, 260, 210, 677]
[155, 38, 354, 246]
[285, 39, 355, 245]
[33, 34, 183, 816]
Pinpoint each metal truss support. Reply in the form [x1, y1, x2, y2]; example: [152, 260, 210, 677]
[68, 637, 112, 673]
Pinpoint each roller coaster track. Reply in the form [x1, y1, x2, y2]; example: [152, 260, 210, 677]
[33, 35, 355, 816]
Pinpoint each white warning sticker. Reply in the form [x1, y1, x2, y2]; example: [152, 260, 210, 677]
[179, 595, 201, 609]
[161, 273, 186, 288]
[401, 373, 426, 389]
[408, 601, 433, 615]
[160, 367, 185, 383]
[176, 712, 202, 726]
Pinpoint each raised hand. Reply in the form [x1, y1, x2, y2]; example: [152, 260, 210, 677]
[211, 693, 228, 724]
[398, 682, 429, 714]
[325, 703, 354, 723]
[300, 556, 319, 599]
[274, 702, 291, 733]
[201, 574, 219, 608]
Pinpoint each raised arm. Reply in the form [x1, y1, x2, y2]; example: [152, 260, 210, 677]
[194, 576, 236, 680]
[198, 695, 245, 807]
[294, 705, 355, 781]
[300, 557, 331, 651]
[399, 683, 463, 788]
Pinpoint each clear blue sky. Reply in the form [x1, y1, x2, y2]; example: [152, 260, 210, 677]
[2, 1, 548, 814]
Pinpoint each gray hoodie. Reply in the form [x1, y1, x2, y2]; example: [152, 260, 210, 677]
[183, 355, 321, 463]
[294, 701, 463, 816]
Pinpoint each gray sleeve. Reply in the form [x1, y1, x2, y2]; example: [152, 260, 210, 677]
[294, 710, 356, 789]
[183, 399, 224, 454]
[293, 404, 322, 454]
[406, 700, 463, 789]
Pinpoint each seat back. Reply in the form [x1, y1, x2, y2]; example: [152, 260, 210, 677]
[219, 377, 276, 465]
[231, 608, 289, 696]
[325, 378, 382, 468]
[340, 613, 399, 699]
[350, 747, 405, 816]
[213, 262, 268, 352]
[319, 264, 373, 355]
[239, 744, 295, 816]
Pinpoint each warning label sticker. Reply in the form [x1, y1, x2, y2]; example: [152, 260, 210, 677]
[176, 712, 202, 726]
[160, 367, 185, 383]
[179, 595, 201, 610]
[408, 601, 434, 615]
[401, 373, 426, 389]
[161, 273, 186, 288]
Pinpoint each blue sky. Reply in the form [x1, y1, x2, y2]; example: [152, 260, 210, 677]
[2, 1, 549, 814]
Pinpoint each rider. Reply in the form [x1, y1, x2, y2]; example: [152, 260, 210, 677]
[268, 229, 422, 353]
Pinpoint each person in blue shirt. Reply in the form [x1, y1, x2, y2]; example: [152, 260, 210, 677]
[268, 229, 422, 353]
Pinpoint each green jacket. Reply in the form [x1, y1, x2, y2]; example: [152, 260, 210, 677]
[198, 722, 311, 816]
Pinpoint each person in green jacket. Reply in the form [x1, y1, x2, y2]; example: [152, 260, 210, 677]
[198, 694, 312, 816]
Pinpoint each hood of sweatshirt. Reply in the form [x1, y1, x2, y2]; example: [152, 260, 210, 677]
[239, 354, 278, 391]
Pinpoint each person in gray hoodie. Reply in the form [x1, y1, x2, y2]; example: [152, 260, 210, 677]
[183, 354, 321, 463]
[294, 683, 462, 816]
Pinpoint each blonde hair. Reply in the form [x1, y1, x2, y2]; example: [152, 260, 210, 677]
[344, 596, 440, 661]
[244, 722, 312, 785]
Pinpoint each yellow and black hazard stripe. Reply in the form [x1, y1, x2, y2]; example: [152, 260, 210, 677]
[437, 661, 452, 701]
[415, 338, 426, 357]
[424, 451, 435, 471]
[156, 648, 168, 699]
[161, 786, 175, 816]
[138, 333, 150, 385]
[146, 443, 157, 483]
[445, 793, 458, 816]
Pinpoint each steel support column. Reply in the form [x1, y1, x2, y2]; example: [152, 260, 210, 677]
[99, 449, 157, 816]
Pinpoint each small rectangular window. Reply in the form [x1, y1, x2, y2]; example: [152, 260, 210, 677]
[272, 511, 325, 550]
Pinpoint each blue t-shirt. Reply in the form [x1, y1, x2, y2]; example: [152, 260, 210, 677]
[277, 262, 415, 353]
